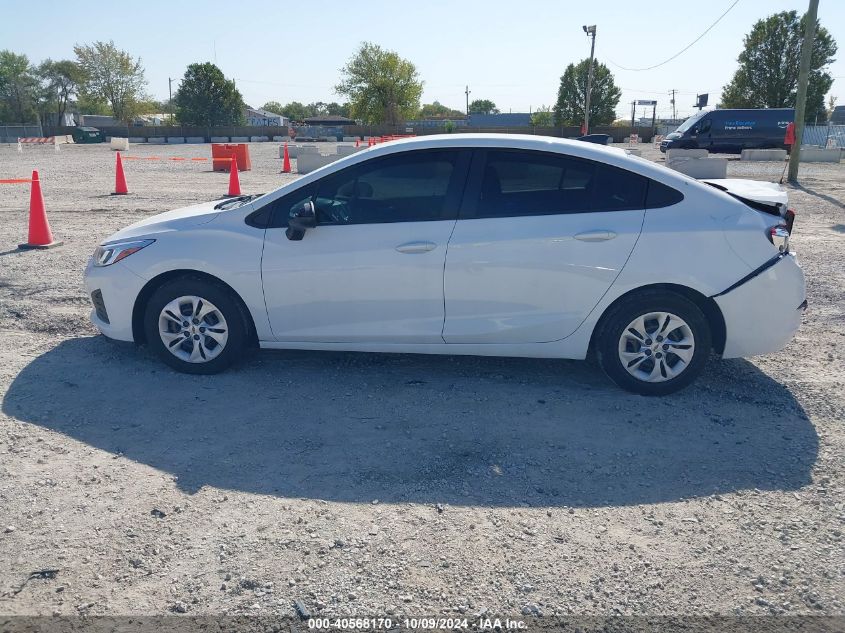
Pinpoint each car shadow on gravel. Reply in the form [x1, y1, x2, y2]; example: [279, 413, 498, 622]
[3, 336, 817, 508]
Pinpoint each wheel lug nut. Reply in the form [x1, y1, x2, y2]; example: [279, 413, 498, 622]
[656, 336, 663, 342]
[182, 321, 188, 328]
[199, 327, 206, 333]
[183, 331, 190, 337]
[656, 352, 663, 359]
[192, 318, 199, 325]
[645, 339, 652, 345]
[644, 349, 652, 356]
[193, 334, 200, 340]
[663, 344, 670, 351]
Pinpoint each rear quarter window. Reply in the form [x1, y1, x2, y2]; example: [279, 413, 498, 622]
[645, 180, 685, 209]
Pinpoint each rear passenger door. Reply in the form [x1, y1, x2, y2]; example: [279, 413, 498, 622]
[443, 149, 649, 344]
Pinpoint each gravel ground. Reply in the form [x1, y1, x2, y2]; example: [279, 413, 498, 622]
[0, 140, 843, 619]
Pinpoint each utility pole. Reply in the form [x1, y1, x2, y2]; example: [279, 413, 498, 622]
[582, 24, 597, 134]
[669, 89, 677, 120]
[465, 85, 471, 116]
[787, 0, 819, 183]
[168, 78, 174, 125]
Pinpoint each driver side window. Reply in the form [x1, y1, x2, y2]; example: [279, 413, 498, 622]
[314, 150, 462, 225]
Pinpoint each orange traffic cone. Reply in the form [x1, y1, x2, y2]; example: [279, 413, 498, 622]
[281, 143, 291, 173]
[227, 156, 241, 196]
[19, 171, 62, 249]
[355, 138, 360, 147]
[113, 151, 128, 195]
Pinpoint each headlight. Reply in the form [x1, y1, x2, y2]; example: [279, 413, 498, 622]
[93, 239, 155, 267]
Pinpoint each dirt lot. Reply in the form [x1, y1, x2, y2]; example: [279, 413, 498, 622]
[0, 140, 843, 619]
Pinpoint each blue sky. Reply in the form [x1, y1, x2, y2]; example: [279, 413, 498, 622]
[2, 0, 843, 120]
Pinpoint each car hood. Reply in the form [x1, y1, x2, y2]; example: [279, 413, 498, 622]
[102, 200, 223, 244]
[701, 178, 788, 206]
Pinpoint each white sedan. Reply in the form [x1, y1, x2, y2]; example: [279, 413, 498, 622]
[83, 134, 805, 395]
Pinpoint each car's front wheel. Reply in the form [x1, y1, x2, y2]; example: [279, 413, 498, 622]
[143, 277, 246, 374]
[595, 291, 711, 396]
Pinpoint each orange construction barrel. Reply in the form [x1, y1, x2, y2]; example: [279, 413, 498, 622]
[212, 143, 252, 172]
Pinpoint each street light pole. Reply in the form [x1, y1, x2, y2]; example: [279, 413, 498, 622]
[582, 24, 597, 135]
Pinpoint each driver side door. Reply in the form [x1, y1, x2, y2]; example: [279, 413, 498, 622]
[260, 149, 470, 343]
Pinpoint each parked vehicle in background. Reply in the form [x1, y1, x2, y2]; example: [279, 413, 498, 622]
[83, 134, 806, 395]
[660, 108, 794, 154]
[71, 127, 106, 143]
[829, 105, 845, 125]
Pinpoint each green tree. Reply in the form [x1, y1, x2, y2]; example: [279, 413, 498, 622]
[174, 63, 244, 126]
[553, 58, 621, 127]
[335, 42, 423, 125]
[74, 41, 146, 122]
[0, 50, 40, 122]
[468, 99, 498, 115]
[38, 59, 85, 125]
[720, 11, 837, 122]
[278, 101, 309, 121]
[530, 105, 553, 127]
[260, 101, 285, 114]
[419, 101, 463, 119]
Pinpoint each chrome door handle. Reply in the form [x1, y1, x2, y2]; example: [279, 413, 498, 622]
[395, 241, 437, 254]
[574, 230, 617, 242]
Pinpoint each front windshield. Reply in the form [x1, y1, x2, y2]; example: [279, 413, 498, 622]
[675, 111, 707, 133]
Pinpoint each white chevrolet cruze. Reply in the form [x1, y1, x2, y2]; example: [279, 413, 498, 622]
[84, 134, 806, 395]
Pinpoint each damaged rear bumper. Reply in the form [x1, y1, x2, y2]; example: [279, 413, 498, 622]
[713, 253, 806, 359]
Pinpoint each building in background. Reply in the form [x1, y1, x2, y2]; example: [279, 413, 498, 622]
[245, 107, 288, 127]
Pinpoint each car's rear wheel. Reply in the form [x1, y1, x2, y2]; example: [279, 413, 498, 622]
[143, 277, 246, 374]
[595, 291, 711, 396]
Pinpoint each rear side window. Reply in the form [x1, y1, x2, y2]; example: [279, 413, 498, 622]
[470, 150, 652, 218]
[591, 164, 647, 211]
[475, 151, 595, 218]
[646, 180, 684, 208]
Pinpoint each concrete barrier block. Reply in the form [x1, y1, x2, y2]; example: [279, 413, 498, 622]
[666, 148, 708, 160]
[230, 136, 249, 142]
[669, 157, 728, 179]
[272, 136, 290, 142]
[128, 137, 146, 143]
[250, 135, 270, 142]
[799, 147, 841, 162]
[288, 145, 320, 158]
[166, 137, 185, 144]
[297, 153, 342, 174]
[147, 137, 166, 144]
[342, 136, 359, 142]
[110, 137, 129, 151]
[210, 136, 229, 143]
[185, 136, 205, 144]
[741, 149, 787, 161]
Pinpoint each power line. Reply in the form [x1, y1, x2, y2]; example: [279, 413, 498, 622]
[607, 0, 741, 71]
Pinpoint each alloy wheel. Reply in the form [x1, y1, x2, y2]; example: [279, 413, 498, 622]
[158, 295, 229, 363]
[617, 311, 695, 383]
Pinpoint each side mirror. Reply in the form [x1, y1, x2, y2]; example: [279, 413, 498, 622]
[286, 200, 317, 241]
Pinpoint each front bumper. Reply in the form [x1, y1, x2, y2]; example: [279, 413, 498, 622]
[714, 253, 806, 359]
[83, 257, 148, 342]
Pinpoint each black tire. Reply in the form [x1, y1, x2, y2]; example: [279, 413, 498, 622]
[595, 291, 711, 396]
[143, 276, 247, 374]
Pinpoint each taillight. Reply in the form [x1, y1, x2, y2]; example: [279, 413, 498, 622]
[768, 225, 790, 252]
[785, 208, 796, 234]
